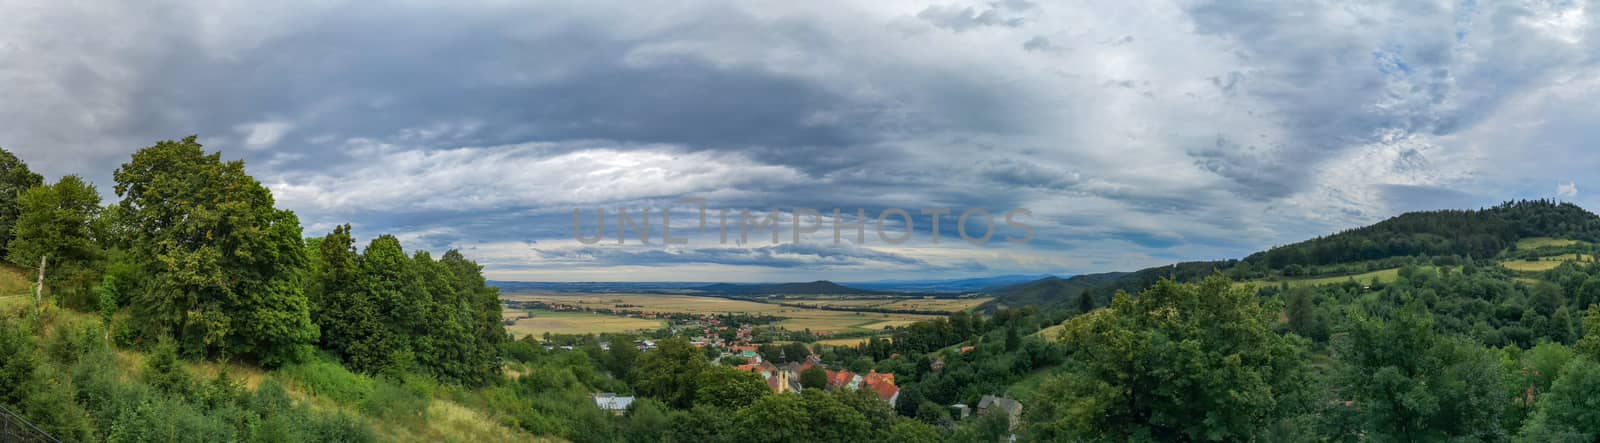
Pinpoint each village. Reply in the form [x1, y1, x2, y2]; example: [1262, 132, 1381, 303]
[578, 319, 1025, 433]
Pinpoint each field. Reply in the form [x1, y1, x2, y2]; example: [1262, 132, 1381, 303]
[1237, 268, 1402, 289]
[1518, 237, 1582, 249]
[503, 310, 666, 338]
[784, 297, 992, 313]
[504, 292, 941, 336]
[814, 337, 878, 347]
[1501, 254, 1593, 272]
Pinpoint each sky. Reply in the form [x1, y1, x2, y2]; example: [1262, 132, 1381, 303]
[3, 0, 1599, 282]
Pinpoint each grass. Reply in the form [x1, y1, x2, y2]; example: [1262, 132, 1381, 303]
[505, 292, 939, 334]
[0, 278, 543, 443]
[505, 310, 666, 338]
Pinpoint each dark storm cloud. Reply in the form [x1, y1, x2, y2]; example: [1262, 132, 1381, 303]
[3, 0, 1598, 280]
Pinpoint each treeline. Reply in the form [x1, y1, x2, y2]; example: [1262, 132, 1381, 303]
[0, 137, 507, 439]
[306, 224, 506, 385]
[17, 136, 505, 380]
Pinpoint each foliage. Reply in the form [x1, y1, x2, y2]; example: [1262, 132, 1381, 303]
[114, 136, 315, 366]
[0, 147, 44, 258]
[1040, 275, 1311, 441]
[8, 175, 103, 305]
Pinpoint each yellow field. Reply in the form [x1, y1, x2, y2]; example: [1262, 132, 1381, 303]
[504, 310, 666, 338]
[505, 292, 940, 335]
[1502, 254, 1592, 272]
[1518, 237, 1582, 249]
[814, 337, 881, 347]
[785, 297, 992, 313]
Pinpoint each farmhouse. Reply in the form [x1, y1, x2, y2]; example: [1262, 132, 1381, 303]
[977, 395, 1023, 431]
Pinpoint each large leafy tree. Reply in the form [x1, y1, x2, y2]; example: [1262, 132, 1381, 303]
[1337, 304, 1508, 441]
[0, 147, 44, 257]
[113, 136, 315, 366]
[7, 175, 103, 303]
[631, 338, 711, 409]
[1038, 275, 1311, 441]
[439, 248, 507, 383]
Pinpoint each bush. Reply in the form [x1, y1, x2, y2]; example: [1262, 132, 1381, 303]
[280, 358, 376, 405]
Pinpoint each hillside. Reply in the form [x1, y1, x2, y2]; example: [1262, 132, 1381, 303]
[1246, 200, 1600, 269]
[988, 200, 1600, 309]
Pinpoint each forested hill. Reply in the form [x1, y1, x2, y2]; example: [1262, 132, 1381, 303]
[1246, 200, 1600, 268]
[988, 200, 1600, 309]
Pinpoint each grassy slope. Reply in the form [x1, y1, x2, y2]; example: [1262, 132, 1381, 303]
[0, 266, 556, 443]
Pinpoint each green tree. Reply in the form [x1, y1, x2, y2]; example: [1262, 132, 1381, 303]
[1076, 289, 1094, 314]
[1517, 358, 1600, 441]
[1040, 276, 1310, 441]
[631, 338, 710, 409]
[351, 235, 423, 374]
[695, 367, 769, 410]
[606, 334, 642, 382]
[438, 249, 506, 385]
[1285, 287, 1330, 342]
[114, 136, 315, 366]
[1338, 304, 1507, 441]
[0, 147, 43, 258]
[7, 175, 103, 305]
[800, 365, 828, 390]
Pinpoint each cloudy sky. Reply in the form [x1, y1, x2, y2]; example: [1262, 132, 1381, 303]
[3, 0, 1598, 282]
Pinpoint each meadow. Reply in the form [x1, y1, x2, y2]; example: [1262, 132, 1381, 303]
[503, 310, 666, 337]
[503, 292, 940, 337]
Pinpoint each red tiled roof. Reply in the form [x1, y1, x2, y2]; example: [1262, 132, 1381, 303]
[960, 346, 975, 353]
[868, 380, 898, 401]
[826, 370, 855, 388]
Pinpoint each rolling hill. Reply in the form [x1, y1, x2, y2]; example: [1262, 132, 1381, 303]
[985, 200, 1600, 310]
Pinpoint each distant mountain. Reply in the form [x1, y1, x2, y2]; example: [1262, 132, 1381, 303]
[984, 273, 1127, 309]
[843, 275, 1059, 293]
[489, 281, 715, 293]
[694, 280, 886, 296]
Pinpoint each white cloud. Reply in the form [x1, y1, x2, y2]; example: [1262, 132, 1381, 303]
[268, 140, 807, 212]
[238, 121, 294, 149]
[1559, 182, 1579, 199]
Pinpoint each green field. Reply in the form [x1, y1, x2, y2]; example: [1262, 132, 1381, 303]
[1236, 268, 1402, 290]
[504, 310, 666, 338]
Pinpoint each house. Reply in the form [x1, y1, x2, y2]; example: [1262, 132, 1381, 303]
[977, 395, 1023, 431]
[951, 404, 970, 419]
[593, 393, 634, 415]
[826, 370, 861, 391]
[737, 350, 762, 363]
[862, 371, 900, 407]
[960, 346, 976, 354]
